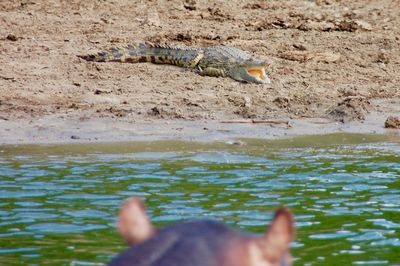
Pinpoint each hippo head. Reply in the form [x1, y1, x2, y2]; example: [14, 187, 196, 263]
[114, 197, 294, 266]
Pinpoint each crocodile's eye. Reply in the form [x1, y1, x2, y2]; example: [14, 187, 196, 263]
[246, 67, 266, 81]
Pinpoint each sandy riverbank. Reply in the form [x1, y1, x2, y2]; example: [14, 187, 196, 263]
[1, 0, 399, 144]
[0, 110, 399, 145]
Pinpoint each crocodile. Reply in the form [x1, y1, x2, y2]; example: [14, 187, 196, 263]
[78, 42, 271, 84]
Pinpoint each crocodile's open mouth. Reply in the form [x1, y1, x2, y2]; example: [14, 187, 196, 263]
[246, 67, 268, 83]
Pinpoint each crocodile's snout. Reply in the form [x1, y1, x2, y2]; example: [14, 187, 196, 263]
[245, 66, 271, 84]
[240, 59, 271, 84]
[229, 65, 271, 84]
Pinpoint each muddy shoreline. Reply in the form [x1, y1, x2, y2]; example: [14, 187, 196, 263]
[1, 111, 399, 145]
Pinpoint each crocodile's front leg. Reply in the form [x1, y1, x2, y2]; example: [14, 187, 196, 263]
[195, 66, 227, 78]
[181, 52, 204, 69]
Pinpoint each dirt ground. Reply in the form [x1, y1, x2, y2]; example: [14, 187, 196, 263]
[0, 0, 399, 127]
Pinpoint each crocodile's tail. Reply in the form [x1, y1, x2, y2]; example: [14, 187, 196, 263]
[78, 42, 201, 68]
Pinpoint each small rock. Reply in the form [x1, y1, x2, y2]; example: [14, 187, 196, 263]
[314, 52, 341, 63]
[100, 17, 109, 24]
[377, 49, 389, 64]
[144, 9, 161, 27]
[384, 116, 400, 129]
[183, 0, 197, 10]
[149, 106, 161, 116]
[354, 20, 373, 31]
[70, 135, 80, 140]
[273, 97, 291, 109]
[225, 140, 245, 146]
[228, 95, 250, 108]
[339, 87, 358, 97]
[6, 34, 18, 41]
[207, 6, 231, 21]
[335, 19, 372, 32]
[243, 96, 252, 108]
[243, 2, 269, 10]
[293, 44, 307, 51]
[175, 32, 192, 42]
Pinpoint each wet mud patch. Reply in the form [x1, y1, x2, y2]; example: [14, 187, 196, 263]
[327, 96, 372, 122]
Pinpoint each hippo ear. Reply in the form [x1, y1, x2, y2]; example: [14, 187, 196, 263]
[261, 207, 295, 262]
[267, 207, 295, 243]
[118, 197, 155, 246]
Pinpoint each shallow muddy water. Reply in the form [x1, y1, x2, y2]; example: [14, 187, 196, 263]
[0, 134, 399, 265]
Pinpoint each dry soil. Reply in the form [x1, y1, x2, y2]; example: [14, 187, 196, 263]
[0, 0, 399, 143]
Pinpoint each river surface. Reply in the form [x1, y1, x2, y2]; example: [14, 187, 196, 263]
[0, 134, 399, 266]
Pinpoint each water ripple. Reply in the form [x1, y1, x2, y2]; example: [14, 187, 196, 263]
[0, 141, 399, 265]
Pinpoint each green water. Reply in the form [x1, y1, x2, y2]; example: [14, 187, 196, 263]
[0, 134, 399, 266]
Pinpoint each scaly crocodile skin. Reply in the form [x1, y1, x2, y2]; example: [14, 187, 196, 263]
[78, 42, 271, 84]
